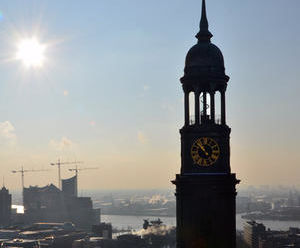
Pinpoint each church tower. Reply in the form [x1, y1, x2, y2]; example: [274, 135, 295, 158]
[172, 1, 239, 247]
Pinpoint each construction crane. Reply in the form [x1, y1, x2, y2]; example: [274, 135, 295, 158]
[50, 159, 83, 189]
[68, 166, 98, 177]
[12, 166, 50, 191]
[68, 165, 98, 193]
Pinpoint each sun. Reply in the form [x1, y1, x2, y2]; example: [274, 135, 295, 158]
[16, 37, 46, 68]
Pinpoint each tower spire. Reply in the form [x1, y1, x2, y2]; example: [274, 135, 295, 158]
[196, 0, 213, 42]
[200, 0, 208, 30]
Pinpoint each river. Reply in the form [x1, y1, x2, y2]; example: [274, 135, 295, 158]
[102, 214, 300, 231]
[13, 204, 300, 231]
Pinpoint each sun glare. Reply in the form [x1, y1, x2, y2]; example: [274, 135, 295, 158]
[16, 38, 46, 68]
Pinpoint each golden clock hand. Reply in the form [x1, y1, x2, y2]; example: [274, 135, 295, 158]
[198, 144, 209, 156]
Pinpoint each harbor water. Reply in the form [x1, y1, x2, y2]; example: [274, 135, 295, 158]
[102, 214, 300, 231]
[13, 204, 300, 232]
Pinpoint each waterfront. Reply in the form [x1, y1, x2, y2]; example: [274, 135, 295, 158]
[102, 214, 300, 231]
[12, 203, 300, 232]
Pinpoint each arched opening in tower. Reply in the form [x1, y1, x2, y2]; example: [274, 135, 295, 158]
[189, 92, 195, 125]
[215, 91, 221, 124]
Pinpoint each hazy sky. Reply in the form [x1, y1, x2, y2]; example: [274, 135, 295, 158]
[0, 0, 299, 190]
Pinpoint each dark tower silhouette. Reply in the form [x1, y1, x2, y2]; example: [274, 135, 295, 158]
[0, 186, 12, 227]
[172, 1, 239, 247]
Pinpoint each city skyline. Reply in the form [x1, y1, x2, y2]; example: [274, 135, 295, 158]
[0, 0, 299, 190]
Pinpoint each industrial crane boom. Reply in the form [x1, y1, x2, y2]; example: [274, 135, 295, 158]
[50, 159, 83, 189]
[68, 166, 99, 194]
[11, 166, 50, 191]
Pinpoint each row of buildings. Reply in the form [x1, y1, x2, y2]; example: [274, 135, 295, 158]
[0, 175, 100, 230]
[0, 222, 113, 248]
[244, 220, 300, 248]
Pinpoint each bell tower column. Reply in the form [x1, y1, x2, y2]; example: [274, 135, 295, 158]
[221, 90, 226, 125]
[210, 91, 215, 123]
[184, 90, 190, 126]
[195, 90, 200, 125]
[203, 92, 207, 117]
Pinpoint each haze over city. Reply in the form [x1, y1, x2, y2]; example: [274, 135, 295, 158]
[0, 0, 299, 190]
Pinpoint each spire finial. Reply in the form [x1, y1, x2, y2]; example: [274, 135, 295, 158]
[200, 0, 208, 30]
[196, 0, 213, 42]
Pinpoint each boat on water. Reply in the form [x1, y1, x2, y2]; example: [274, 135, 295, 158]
[143, 218, 164, 230]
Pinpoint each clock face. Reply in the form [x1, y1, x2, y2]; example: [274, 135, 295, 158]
[191, 137, 220, 166]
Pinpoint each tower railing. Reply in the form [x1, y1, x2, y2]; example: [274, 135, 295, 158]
[189, 114, 221, 125]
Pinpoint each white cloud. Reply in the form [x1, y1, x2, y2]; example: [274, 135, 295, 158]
[0, 121, 16, 145]
[63, 90, 69, 96]
[138, 85, 150, 98]
[137, 131, 148, 144]
[49, 136, 74, 151]
[89, 121, 96, 127]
